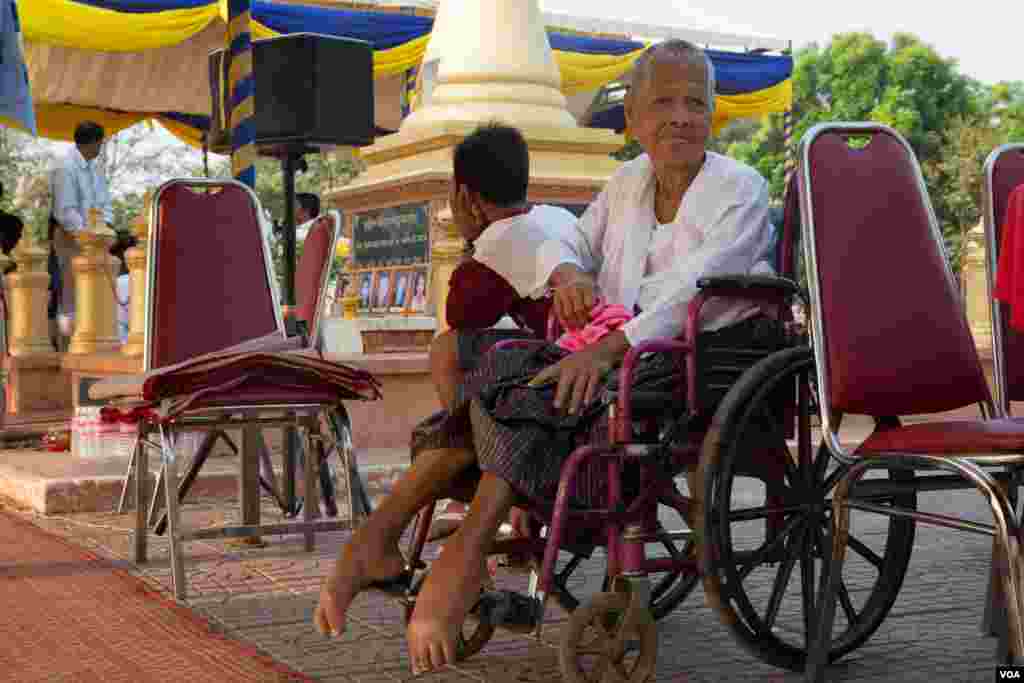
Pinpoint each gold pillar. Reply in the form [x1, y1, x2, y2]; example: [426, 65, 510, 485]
[341, 265, 359, 320]
[5, 239, 53, 356]
[429, 206, 466, 334]
[963, 222, 993, 352]
[122, 192, 152, 357]
[68, 211, 118, 355]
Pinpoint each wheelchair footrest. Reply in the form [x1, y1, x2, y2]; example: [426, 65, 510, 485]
[473, 591, 541, 633]
[366, 570, 418, 600]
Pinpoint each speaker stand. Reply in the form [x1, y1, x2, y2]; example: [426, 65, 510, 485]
[279, 144, 306, 517]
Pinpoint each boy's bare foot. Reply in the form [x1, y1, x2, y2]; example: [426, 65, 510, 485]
[314, 529, 406, 638]
[406, 534, 487, 674]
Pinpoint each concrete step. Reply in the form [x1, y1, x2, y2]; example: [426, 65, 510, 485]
[0, 445, 410, 515]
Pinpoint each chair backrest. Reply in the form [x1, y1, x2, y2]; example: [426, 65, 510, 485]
[144, 179, 284, 370]
[798, 123, 992, 419]
[295, 210, 340, 346]
[778, 173, 800, 283]
[983, 144, 1024, 410]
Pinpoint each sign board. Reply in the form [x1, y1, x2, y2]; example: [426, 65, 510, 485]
[352, 203, 430, 268]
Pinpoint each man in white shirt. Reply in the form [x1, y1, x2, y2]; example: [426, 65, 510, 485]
[49, 121, 114, 346]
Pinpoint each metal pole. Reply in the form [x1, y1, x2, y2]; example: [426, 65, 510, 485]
[281, 151, 298, 312]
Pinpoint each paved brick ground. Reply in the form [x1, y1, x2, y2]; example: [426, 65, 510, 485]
[1, 477, 1011, 683]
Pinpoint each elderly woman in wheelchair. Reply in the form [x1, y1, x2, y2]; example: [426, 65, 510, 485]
[315, 39, 794, 677]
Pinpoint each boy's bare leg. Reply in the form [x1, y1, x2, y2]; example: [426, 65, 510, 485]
[314, 447, 475, 637]
[429, 329, 462, 412]
[407, 472, 516, 674]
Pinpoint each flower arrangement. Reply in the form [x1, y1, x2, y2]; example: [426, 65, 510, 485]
[12, 174, 50, 245]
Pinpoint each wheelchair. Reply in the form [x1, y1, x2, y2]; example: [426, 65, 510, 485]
[371, 180, 916, 682]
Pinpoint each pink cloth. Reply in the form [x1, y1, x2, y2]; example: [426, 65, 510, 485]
[555, 302, 634, 352]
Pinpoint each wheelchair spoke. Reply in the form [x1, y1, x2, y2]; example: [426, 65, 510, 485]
[837, 578, 858, 625]
[845, 534, 884, 571]
[726, 500, 803, 524]
[799, 523, 817, 641]
[813, 443, 833, 490]
[763, 520, 804, 630]
[648, 540, 683, 603]
[735, 514, 804, 582]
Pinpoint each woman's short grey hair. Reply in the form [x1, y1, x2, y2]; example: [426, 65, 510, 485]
[629, 39, 716, 113]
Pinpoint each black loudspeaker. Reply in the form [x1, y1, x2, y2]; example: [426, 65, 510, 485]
[209, 33, 374, 153]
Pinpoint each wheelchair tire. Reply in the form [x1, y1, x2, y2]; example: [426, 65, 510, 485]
[697, 346, 916, 672]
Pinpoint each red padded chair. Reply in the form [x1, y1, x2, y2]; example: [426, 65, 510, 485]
[985, 143, 1024, 413]
[801, 125, 1024, 680]
[101, 179, 378, 601]
[294, 211, 340, 347]
[981, 143, 1024, 640]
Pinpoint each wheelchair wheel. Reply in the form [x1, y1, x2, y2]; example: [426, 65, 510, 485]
[559, 591, 658, 683]
[698, 346, 916, 671]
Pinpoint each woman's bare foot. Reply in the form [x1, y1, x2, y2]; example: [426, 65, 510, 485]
[406, 533, 488, 674]
[314, 528, 406, 638]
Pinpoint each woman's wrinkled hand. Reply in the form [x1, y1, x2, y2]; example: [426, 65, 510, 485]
[551, 267, 598, 331]
[529, 346, 614, 416]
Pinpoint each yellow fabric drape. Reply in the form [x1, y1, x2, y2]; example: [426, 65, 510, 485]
[712, 79, 793, 133]
[156, 116, 207, 147]
[34, 101, 147, 140]
[26, 102, 207, 149]
[554, 47, 648, 96]
[20, 0, 219, 51]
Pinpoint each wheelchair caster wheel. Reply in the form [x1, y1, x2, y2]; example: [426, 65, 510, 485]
[559, 592, 657, 683]
[454, 610, 496, 661]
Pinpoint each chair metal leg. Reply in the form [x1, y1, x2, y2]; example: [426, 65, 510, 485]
[986, 538, 1007, 638]
[993, 516, 1024, 663]
[303, 419, 319, 552]
[117, 443, 138, 513]
[147, 464, 166, 530]
[808, 455, 1024, 682]
[805, 479, 852, 682]
[283, 425, 299, 516]
[133, 435, 149, 564]
[240, 425, 262, 539]
[160, 426, 187, 601]
[152, 430, 228, 536]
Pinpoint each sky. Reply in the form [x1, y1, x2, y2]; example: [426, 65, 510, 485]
[543, 0, 1017, 86]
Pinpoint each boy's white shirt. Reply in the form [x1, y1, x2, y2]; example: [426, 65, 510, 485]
[471, 204, 580, 300]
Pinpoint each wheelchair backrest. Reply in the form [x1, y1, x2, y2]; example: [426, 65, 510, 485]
[983, 144, 1024, 410]
[797, 123, 992, 417]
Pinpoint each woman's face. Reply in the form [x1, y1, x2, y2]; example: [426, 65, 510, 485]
[625, 57, 711, 171]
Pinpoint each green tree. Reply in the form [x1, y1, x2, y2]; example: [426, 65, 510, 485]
[729, 32, 991, 273]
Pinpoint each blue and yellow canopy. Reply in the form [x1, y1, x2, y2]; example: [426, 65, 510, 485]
[16, 0, 793, 146]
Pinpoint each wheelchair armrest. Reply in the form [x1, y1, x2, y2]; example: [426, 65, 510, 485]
[615, 338, 691, 443]
[696, 274, 801, 299]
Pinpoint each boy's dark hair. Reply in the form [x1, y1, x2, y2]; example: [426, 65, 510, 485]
[74, 121, 105, 146]
[296, 192, 320, 219]
[452, 123, 529, 207]
[0, 211, 24, 255]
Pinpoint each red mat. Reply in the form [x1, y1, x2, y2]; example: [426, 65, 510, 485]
[0, 511, 311, 682]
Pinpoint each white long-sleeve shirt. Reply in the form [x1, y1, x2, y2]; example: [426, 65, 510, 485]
[49, 146, 113, 232]
[536, 152, 774, 346]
